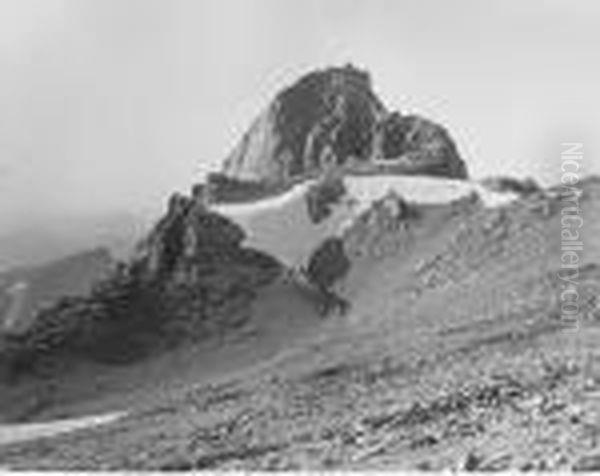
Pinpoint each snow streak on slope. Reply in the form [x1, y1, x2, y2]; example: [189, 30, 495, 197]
[213, 175, 516, 267]
[0, 413, 124, 447]
[2, 282, 28, 333]
[346, 175, 515, 210]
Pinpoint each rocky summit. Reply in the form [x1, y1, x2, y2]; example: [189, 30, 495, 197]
[1, 66, 599, 473]
[222, 65, 468, 185]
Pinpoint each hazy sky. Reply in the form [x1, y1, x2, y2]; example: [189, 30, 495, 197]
[0, 0, 598, 229]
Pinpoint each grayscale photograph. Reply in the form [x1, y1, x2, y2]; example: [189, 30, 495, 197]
[0, 0, 599, 471]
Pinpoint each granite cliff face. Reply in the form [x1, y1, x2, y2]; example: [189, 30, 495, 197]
[222, 65, 468, 185]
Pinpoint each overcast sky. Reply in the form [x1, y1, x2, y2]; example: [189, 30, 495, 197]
[0, 0, 598, 229]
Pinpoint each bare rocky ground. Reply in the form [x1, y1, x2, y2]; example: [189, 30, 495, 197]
[0, 180, 599, 471]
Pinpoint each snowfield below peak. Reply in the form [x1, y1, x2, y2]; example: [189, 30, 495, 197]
[212, 175, 517, 267]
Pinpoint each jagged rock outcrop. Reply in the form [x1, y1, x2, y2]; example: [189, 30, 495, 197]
[303, 237, 352, 316]
[376, 114, 468, 179]
[305, 172, 347, 224]
[305, 238, 351, 293]
[0, 193, 282, 376]
[342, 191, 420, 260]
[221, 65, 468, 188]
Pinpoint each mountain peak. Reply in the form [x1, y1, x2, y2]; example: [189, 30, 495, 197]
[221, 65, 468, 186]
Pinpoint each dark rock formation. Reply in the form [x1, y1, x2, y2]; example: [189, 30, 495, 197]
[376, 115, 468, 179]
[223, 65, 387, 184]
[304, 237, 351, 316]
[481, 176, 543, 196]
[0, 193, 282, 377]
[222, 65, 469, 185]
[306, 238, 351, 292]
[305, 172, 347, 224]
[379, 111, 411, 158]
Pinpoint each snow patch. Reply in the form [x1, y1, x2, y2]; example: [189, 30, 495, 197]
[213, 175, 517, 267]
[213, 180, 355, 267]
[0, 412, 124, 447]
[346, 175, 516, 210]
[2, 281, 29, 332]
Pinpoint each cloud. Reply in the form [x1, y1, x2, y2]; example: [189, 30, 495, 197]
[0, 162, 11, 177]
